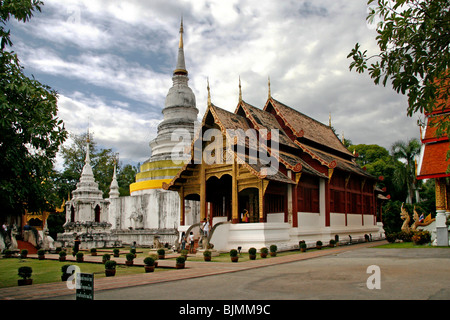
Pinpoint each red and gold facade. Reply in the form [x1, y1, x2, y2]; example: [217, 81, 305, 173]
[164, 94, 380, 232]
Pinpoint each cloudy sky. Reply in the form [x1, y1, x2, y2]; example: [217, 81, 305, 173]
[8, 0, 420, 169]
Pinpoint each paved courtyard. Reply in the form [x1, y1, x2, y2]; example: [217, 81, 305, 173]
[67, 246, 450, 301]
[1, 241, 449, 302]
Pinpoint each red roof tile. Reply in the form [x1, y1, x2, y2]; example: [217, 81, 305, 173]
[417, 141, 450, 179]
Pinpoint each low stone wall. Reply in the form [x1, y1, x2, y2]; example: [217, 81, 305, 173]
[112, 228, 178, 247]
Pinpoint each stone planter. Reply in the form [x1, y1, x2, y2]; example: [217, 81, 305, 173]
[125, 260, 133, 266]
[38, 255, 45, 260]
[59, 256, 66, 262]
[203, 256, 211, 262]
[175, 263, 185, 269]
[18, 279, 33, 286]
[260, 253, 267, 258]
[144, 265, 155, 273]
[231, 256, 239, 263]
[105, 269, 116, 277]
[249, 254, 256, 260]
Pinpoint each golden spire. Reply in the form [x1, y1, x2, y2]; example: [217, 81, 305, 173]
[179, 17, 184, 49]
[207, 77, 211, 107]
[239, 76, 242, 102]
[329, 112, 332, 127]
[268, 76, 271, 99]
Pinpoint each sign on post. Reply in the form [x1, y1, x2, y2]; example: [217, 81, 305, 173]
[76, 273, 94, 300]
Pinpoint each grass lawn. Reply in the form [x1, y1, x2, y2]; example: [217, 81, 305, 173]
[0, 257, 167, 289]
[372, 242, 450, 249]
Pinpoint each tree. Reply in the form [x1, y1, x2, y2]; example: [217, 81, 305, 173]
[348, 0, 450, 140]
[348, 143, 405, 201]
[0, 1, 67, 216]
[390, 138, 421, 204]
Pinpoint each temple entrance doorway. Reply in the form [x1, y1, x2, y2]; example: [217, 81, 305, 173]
[205, 175, 232, 222]
[238, 188, 259, 223]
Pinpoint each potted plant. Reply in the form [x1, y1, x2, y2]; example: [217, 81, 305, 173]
[105, 260, 117, 277]
[230, 249, 239, 262]
[248, 247, 257, 260]
[90, 248, 97, 256]
[157, 248, 165, 260]
[102, 253, 111, 264]
[17, 266, 33, 286]
[176, 256, 185, 269]
[113, 248, 120, 257]
[3, 249, 12, 258]
[59, 250, 67, 262]
[125, 253, 134, 266]
[300, 242, 307, 252]
[76, 252, 84, 262]
[20, 249, 28, 259]
[149, 254, 158, 268]
[329, 239, 336, 248]
[130, 248, 137, 258]
[37, 249, 45, 260]
[143, 257, 155, 272]
[61, 264, 73, 281]
[180, 249, 189, 260]
[260, 247, 268, 258]
[316, 240, 323, 250]
[269, 245, 277, 257]
[203, 250, 212, 261]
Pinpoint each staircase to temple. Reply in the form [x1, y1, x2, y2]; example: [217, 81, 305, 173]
[16, 240, 38, 254]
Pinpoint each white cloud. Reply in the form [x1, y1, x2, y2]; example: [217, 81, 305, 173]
[57, 93, 160, 165]
[12, 0, 423, 168]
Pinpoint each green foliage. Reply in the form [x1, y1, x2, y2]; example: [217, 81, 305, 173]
[260, 247, 268, 254]
[37, 249, 45, 256]
[229, 249, 238, 257]
[104, 260, 117, 270]
[391, 138, 421, 203]
[18, 266, 32, 279]
[157, 249, 165, 256]
[348, 0, 450, 144]
[0, 1, 67, 216]
[125, 253, 134, 261]
[176, 256, 185, 264]
[58, 250, 66, 257]
[143, 257, 155, 266]
[269, 245, 277, 253]
[248, 247, 257, 255]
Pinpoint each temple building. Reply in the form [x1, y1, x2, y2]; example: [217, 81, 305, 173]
[416, 81, 450, 246]
[164, 82, 385, 251]
[56, 20, 386, 251]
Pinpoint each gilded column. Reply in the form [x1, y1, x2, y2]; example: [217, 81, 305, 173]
[200, 164, 206, 221]
[232, 160, 238, 223]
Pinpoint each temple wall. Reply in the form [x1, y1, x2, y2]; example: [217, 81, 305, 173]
[108, 189, 180, 230]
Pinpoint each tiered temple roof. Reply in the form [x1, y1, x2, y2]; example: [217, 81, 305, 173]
[417, 78, 450, 180]
[165, 94, 375, 190]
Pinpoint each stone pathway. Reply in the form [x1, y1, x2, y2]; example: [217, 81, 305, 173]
[0, 241, 386, 300]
